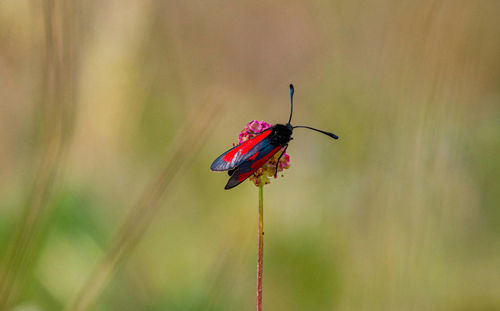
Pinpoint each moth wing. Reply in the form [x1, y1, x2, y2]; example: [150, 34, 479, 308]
[224, 144, 283, 190]
[210, 129, 272, 171]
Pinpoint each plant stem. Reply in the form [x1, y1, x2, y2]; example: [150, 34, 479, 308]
[256, 184, 264, 311]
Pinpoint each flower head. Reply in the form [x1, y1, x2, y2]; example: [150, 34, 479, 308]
[237, 120, 291, 187]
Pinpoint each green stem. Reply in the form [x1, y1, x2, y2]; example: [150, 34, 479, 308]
[256, 184, 264, 311]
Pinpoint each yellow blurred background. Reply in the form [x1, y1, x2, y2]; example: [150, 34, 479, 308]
[0, 1, 499, 310]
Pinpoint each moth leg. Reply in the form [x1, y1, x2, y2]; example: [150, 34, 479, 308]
[274, 145, 288, 177]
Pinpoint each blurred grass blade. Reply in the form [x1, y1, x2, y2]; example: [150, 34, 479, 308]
[64, 100, 221, 311]
[0, 0, 81, 308]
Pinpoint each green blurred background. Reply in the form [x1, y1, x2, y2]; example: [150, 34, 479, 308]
[1, 1, 499, 310]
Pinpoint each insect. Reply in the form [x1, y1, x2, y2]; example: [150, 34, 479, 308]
[211, 84, 339, 190]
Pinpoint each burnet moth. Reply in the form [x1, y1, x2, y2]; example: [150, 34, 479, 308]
[211, 84, 339, 190]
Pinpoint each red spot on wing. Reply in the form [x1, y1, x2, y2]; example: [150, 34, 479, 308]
[248, 152, 259, 160]
[237, 171, 254, 182]
[222, 130, 271, 162]
[237, 146, 282, 181]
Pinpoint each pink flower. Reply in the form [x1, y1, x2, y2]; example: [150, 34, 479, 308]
[237, 120, 291, 187]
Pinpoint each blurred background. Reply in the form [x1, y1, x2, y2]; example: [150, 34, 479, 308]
[1, 0, 499, 310]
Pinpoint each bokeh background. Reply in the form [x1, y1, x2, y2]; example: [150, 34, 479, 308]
[1, 1, 499, 310]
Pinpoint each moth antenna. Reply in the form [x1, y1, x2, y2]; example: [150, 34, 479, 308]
[293, 125, 339, 140]
[288, 84, 294, 124]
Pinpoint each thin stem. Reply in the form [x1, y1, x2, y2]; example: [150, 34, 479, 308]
[256, 184, 264, 311]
